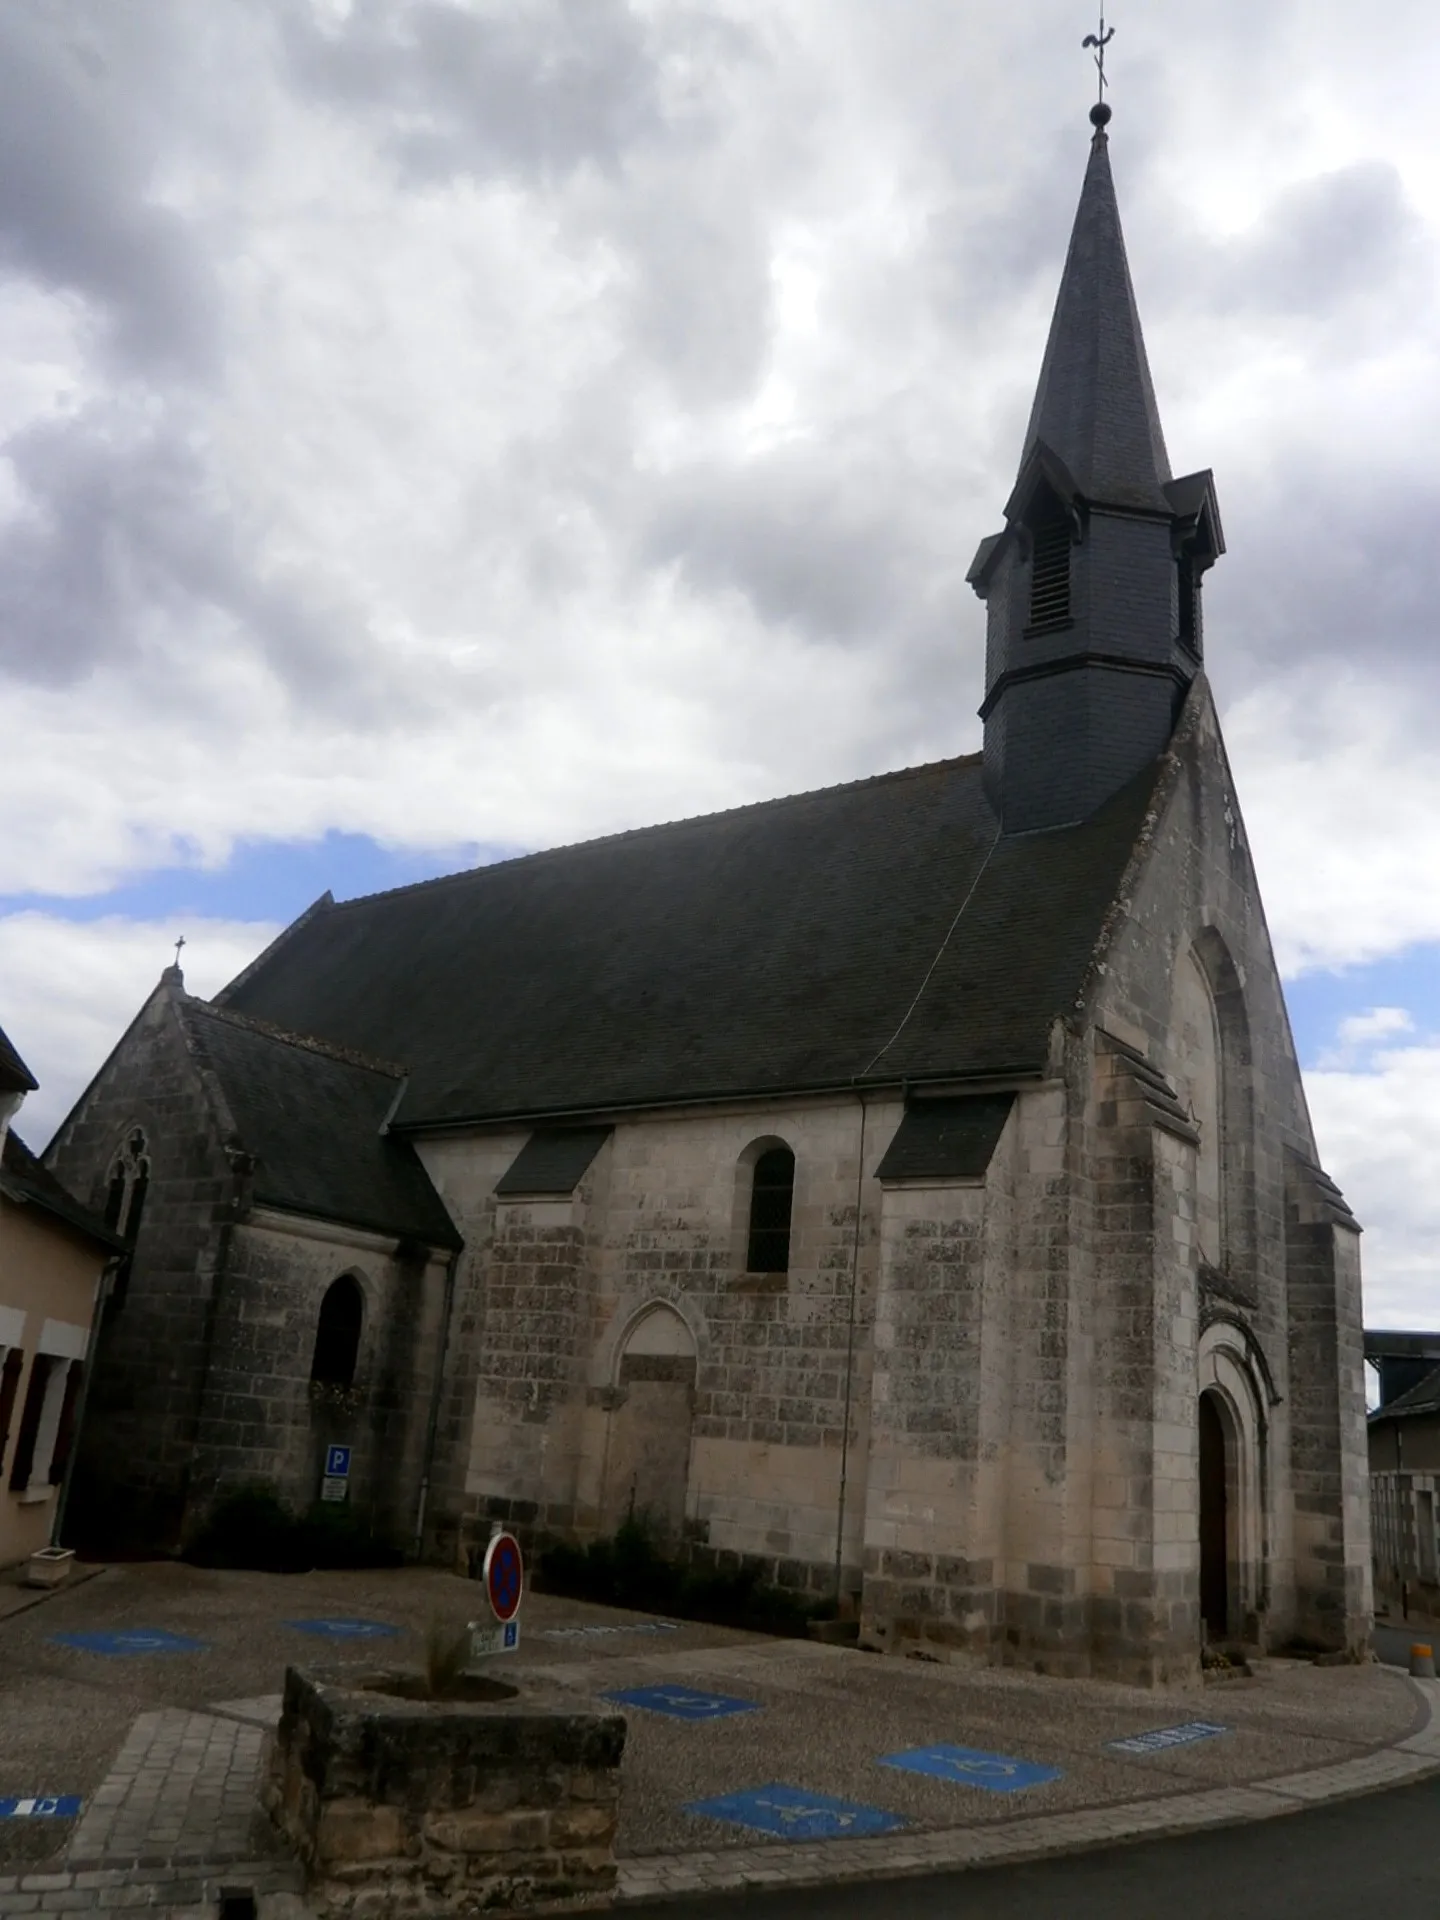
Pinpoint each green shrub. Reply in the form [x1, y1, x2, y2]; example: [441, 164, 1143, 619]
[536, 1515, 820, 1637]
[185, 1481, 403, 1572]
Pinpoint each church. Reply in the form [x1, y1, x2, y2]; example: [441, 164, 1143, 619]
[45, 103, 1371, 1684]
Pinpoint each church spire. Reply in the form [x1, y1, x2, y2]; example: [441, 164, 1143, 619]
[1020, 108, 1170, 512]
[969, 104, 1224, 836]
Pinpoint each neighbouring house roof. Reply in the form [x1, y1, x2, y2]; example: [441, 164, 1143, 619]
[496, 1127, 613, 1197]
[0, 1022, 38, 1095]
[213, 752, 1163, 1131]
[179, 1002, 462, 1250]
[874, 1094, 1017, 1182]
[0, 1130, 124, 1253]
[1369, 1363, 1440, 1424]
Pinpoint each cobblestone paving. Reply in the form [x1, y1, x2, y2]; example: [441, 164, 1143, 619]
[66, 1711, 267, 1870]
[0, 1711, 300, 1920]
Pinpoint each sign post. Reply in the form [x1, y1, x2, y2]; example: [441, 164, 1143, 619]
[321, 1444, 351, 1504]
[469, 1529, 524, 1662]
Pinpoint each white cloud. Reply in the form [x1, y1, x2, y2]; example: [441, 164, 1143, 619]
[0, 0, 1438, 1289]
[1308, 1044, 1440, 1329]
[1315, 1005, 1418, 1069]
[0, 913, 279, 1147]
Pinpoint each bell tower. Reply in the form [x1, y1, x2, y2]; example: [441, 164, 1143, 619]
[970, 103, 1224, 833]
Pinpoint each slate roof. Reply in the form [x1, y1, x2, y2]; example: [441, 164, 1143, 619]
[179, 1003, 461, 1248]
[0, 1130, 123, 1252]
[1369, 1363, 1440, 1424]
[874, 1094, 1016, 1182]
[496, 1127, 613, 1196]
[215, 752, 1162, 1131]
[0, 1021, 38, 1094]
[1020, 126, 1171, 513]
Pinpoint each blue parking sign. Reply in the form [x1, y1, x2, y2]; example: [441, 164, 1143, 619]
[325, 1445, 351, 1476]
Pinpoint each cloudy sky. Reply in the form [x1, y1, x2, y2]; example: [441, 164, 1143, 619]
[1, 0, 1438, 1329]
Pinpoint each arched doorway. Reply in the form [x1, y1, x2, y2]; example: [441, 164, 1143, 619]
[1199, 1389, 1230, 1639]
[601, 1304, 697, 1540]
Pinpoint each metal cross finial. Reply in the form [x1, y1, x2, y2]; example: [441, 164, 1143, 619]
[173, 934, 186, 966]
[1083, 9, 1115, 107]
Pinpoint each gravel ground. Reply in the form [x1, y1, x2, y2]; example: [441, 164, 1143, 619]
[0, 1563, 1420, 1875]
[0, 1557, 758, 1873]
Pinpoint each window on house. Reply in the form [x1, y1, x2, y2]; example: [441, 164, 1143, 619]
[1028, 506, 1072, 632]
[311, 1275, 364, 1388]
[0, 1349, 23, 1474]
[8, 1354, 52, 1491]
[746, 1147, 796, 1275]
[48, 1365, 85, 1487]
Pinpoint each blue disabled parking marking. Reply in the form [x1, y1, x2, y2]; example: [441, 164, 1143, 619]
[285, 1619, 400, 1640]
[49, 1630, 207, 1657]
[880, 1744, 1062, 1794]
[687, 1783, 905, 1840]
[603, 1685, 759, 1721]
[1108, 1720, 1229, 1755]
[0, 1797, 83, 1819]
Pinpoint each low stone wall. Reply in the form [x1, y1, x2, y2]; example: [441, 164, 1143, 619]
[265, 1665, 627, 1914]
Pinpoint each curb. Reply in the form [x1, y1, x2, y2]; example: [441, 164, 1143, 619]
[0, 1561, 109, 1625]
[613, 1676, 1440, 1907]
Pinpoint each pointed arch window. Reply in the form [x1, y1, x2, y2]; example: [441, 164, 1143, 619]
[104, 1129, 151, 1310]
[311, 1274, 364, 1389]
[746, 1147, 796, 1275]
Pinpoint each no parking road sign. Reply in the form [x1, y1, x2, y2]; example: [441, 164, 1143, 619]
[469, 1530, 524, 1660]
[483, 1531, 524, 1623]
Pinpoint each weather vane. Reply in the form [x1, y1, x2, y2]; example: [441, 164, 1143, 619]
[1083, 9, 1115, 117]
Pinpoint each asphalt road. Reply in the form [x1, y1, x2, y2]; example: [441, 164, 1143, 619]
[635, 1770, 1440, 1920]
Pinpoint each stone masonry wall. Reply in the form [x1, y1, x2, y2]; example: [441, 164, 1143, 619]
[44, 978, 236, 1553]
[420, 1097, 897, 1595]
[1084, 678, 1368, 1658]
[186, 1213, 451, 1549]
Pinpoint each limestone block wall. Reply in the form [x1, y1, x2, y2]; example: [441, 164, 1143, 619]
[45, 984, 237, 1553]
[423, 1097, 895, 1593]
[186, 1211, 451, 1548]
[1082, 679, 1367, 1657]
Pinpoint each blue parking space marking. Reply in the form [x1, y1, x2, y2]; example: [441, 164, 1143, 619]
[0, 1797, 82, 1819]
[687, 1783, 905, 1841]
[880, 1744, 1062, 1793]
[49, 1630, 207, 1657]
[284, 1619, 400, 1640]
[603, 1685, 759, 1721]
[1107, 1720, 1228, 1755]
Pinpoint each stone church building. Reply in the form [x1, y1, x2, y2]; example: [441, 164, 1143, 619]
[46, 108, 1370, 1682]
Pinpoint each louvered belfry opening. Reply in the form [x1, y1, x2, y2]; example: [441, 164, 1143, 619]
[1177, 553, 1201, 655]
[1028, 501, 1073, 632]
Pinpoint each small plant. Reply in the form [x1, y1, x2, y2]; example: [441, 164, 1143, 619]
[536, 1514, 824, 1638]
[184, 1480, 404, 1572]
[423, 1616, 474, 1699]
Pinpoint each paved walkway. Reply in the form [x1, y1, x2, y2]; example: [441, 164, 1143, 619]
[0, 1711, 299, 1919]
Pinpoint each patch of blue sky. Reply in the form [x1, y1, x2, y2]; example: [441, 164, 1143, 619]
[1283, 944, 1440, 1071]
[0, 832, 524, 927]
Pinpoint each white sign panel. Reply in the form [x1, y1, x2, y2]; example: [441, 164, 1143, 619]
[469, 1618, 520, 1659]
